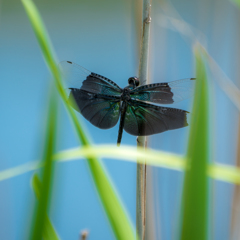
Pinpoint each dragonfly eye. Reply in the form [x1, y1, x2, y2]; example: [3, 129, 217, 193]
[128, 77, 140, 87]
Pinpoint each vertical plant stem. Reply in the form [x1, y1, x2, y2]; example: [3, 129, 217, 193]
[230, 26, 240, 240]
[136, 0, 152, 239]
[230, 120, 240, 240]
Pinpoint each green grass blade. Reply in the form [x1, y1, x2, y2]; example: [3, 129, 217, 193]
[55, 146, 240, 184]
[0, 161, 42, 182]
[1, 145, 240, 185]
[180, 46, 209, 240]
[208, 163, 240, 184]
[55, 145, 185, 170]
[21, 0, 89, 145]
[32, 174, 59, 240]
[54, 147, 240, 184]
[21, 1, 135, 239]
[30, 89, 57, 240]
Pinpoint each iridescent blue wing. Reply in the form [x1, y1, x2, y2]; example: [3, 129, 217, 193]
[70, 89, 120, 129]
[129, 78, 196, 104]
[59, 61, 122, 96]
[124, 100, 188, 136]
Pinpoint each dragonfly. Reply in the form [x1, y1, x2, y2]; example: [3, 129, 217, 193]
[59, 61, 195, 146]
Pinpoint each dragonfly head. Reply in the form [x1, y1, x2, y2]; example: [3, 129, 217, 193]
[128, 77, 139, 89]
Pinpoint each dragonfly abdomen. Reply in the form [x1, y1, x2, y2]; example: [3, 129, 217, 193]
[117, 101, 127, 146]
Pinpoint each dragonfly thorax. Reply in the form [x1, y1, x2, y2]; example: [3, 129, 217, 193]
[121, 88, 131, 101]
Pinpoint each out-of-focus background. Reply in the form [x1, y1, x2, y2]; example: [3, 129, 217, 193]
[0, 0, 240, 239]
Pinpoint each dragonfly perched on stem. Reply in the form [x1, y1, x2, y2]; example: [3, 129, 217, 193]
[59, 61, 195, 146]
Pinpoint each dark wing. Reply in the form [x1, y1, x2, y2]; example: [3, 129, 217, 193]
[129, 78, 196, 104]
[123, 100, 188, 136]
[59, 61, 122, 96]
[69, 89, 120, 129]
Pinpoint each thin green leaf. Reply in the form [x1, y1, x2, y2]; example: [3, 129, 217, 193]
[32, 174, 59, 240]
[208, 163, 240, 184]
[180, 45, 209, 240]
[21, 1, 135, 239]
[0, 161, 42, 182]
[30, 89, 57, 240]
[21, 0, 88, 144]
[55, 145, 185, 170]
[1, 145, 240, 184]
[55, 146, 240, 184]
